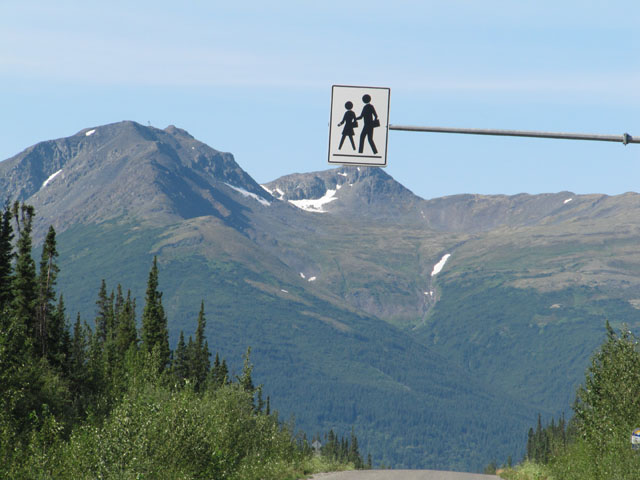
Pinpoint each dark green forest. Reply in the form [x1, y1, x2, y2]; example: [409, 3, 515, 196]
[0, 202, 367, 479]
[50, 218, 533, 471]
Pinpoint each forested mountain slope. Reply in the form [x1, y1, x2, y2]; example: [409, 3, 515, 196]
[3, 120, 639, 469]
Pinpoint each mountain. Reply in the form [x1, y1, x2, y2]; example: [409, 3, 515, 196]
[266, 165, 640, 411]
[3, 120, 639, 470]
[0, 121, 273, 237]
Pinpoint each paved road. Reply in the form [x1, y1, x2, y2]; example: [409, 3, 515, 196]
[310, 470, 500, 480]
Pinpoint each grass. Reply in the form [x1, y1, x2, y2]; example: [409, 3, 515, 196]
[500, 461, 552, 480]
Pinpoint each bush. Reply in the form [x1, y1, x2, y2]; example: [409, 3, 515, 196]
[51, 383, 302, 479]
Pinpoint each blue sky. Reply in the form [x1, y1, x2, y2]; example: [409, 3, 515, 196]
[1, 1, 639, 199]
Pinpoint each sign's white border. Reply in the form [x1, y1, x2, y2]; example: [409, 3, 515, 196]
[328, 85, 390, 167]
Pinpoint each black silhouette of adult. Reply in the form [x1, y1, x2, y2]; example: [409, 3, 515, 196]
[356, 94, 378, 154]
[337, 101, 357, 150]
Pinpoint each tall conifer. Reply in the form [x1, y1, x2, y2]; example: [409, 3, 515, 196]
[115, 290, 137, 358]
[0, 202, 14, 314]
[94, 280, 111, 345]
[36, 225, 59, 358]
[47, 294, 70, 369]
[11, 202, 37, 347]
[192, 301, 210, 391]
[141, 256, 170, 370]
[173, 331, 188, 384]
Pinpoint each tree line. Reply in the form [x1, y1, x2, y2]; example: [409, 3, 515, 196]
[0, 201, 368, 478]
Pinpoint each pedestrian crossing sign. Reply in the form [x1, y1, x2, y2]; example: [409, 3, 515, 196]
[328, 85, 390, 167]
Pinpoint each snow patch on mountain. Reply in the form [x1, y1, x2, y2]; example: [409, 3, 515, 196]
[41, 169, 62, 189]
[564, 198, 573, 204]
[224, 183, 271, 206]
[261, 185, 285, 199]
[289, 188, 338, 213]
[431, 254, 451, 277]
[85, 129, 96, 136]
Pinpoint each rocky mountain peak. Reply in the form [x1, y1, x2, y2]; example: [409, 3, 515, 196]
[262, 166, 424, 218]
[0, 121, 272, 237]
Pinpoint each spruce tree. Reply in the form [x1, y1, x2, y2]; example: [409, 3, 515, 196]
[350, 427, 362, 467]
[141, 257, 170, 371]
[36, 225, 59, 358]
[114, 284, 124, 330]
[220, 358, 229, 385]
[11, 202, 37, 346]
[89, 280, 112, 388]
[115, 290, 137, 359]
[47, 294, 70, 369]
[173, 331, 188, 384]
[238, 346, 255, 393]
[0, 201, 14, 314]
[67, 312, 89, 415]
[209, 352, 229, 389]
[69, 313, 87, 382]
[1, 203, 49, 440]
[94, 279, 111, 345]
[192, 301, 210, 391]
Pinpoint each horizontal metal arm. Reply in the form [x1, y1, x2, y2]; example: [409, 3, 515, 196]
[388, 125, 638, 145]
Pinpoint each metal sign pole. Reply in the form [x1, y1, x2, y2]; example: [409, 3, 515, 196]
[389, 125, 638, 145]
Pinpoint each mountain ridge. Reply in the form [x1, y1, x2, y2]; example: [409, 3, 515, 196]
[3, 120, 640, 469]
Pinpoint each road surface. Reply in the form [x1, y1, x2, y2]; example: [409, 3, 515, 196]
[310, 471, 500, 480]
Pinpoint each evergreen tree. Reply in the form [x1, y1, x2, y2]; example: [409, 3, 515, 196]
[238, 346, 255, 393]
[115, 290, 137, 359]
[0, 201, 14, 314]
[1, 204, 63, 444]
[87, 281, 116, 406]
[94, 279, 111, 346]
[36, 225, 60, 359]
[67, 312, 89, 416]
[525, 413, 570, 464]
[186, 335, 195, 377]
[210, 352, 229, 388]
[88, 280, 111, 388]
[11, 202, 37, 346]
[141, 256, 170, 371]
[256, 385, 265, 413]
[173, 331, 189, 384]
[114, 284, 124, 331]
[350, 426, 362, 467]
[69, 313, 87, 382]
[0, 261, 34, 436]
[47, 294, 70, 370]
[191, 301, 210, 391]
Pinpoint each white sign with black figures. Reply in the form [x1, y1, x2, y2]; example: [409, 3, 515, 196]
[328, 85, 390, 167]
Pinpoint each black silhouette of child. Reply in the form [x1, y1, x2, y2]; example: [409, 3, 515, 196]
[337, 101, 357, 150]
[356, 94, 378, 154]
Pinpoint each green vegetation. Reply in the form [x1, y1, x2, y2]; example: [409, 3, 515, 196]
[502, 322, 640, 480]
[51, 219, 533, 470]
[0, 202, 366, 478]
